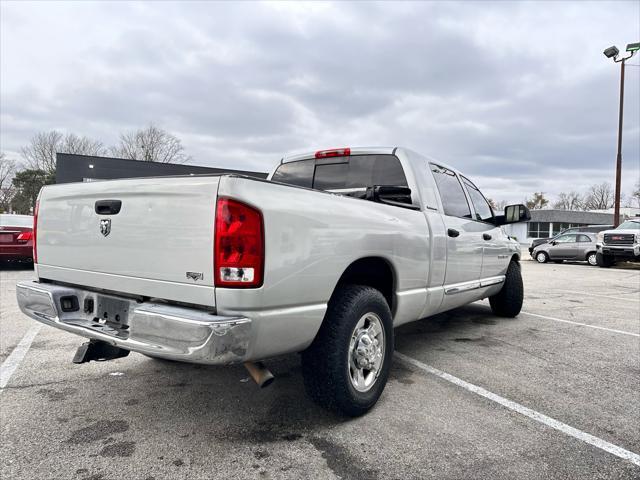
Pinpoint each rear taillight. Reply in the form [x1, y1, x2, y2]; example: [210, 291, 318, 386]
[315, 147, 351, 159]
[214, 198, 264, 288]
[16, 231, 33, 243]
[33, 200, 39, 263]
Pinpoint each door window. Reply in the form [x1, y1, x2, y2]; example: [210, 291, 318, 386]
[430, 164, 471, 218]
[461, 176, 494, 223]
[555, 234, 577, 243]
[577, 234, 592, 243]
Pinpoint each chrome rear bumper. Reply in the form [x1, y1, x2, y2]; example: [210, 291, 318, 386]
[16, 280, 251, 365]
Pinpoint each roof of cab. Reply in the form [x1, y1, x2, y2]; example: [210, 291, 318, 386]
[280, 147, 396, 164]
[279, 146, 462, 177]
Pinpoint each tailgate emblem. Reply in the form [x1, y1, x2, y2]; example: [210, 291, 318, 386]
[100, 219, 111, 237]
[186, 271, 204, 281]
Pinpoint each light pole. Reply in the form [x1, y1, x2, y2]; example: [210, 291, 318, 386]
[603, 42, 639, 226]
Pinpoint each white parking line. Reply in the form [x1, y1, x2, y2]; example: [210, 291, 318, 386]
[395, 352, 640, 467]
[0, 324, 42, 391]
[522, 311, 639, 337]
[556, 289, 640, 303]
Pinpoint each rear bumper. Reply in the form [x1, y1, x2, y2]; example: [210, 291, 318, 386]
[0, 244, 33, 260]
[16, 281, 252, 365]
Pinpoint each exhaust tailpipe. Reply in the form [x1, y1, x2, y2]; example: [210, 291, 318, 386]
[244, 361, 274, 388]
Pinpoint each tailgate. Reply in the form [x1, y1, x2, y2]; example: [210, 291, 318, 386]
[36, 176, 220, 306]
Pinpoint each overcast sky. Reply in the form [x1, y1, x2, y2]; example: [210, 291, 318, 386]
[1, 1, 639, 202]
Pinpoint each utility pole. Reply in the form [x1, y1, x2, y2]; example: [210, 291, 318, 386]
[603, 42, 638, 227]
[614, 58, 625, 227]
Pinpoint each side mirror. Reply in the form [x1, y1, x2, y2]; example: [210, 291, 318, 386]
[366, 185, 417, 209]
[495, 204, 531, 226]
[550, 241, 557, 246]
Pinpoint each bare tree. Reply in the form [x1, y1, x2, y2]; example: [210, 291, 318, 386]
[110, 124, 191, 163]
[583, 182, 614, 210]
[487, 198, 508, 212]
[20, 131, 106, 174]
[0, 153, 17, 212]
[553, 191, 583, 210]
[629, 181, 640, 208]
[525, 192, 549, 210]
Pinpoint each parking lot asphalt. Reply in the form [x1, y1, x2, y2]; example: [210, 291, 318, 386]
[1, 257, 639, 480]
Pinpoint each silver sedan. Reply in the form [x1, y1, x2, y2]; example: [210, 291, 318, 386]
[532, 233, 598, 266]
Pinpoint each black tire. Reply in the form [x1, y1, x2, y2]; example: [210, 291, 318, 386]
[586, 252, 598, 266]
[596, 252, 615, 268]
[489, 261, 523, 318]
[301, 285, 393, 417]
[535, 251, 548, 263]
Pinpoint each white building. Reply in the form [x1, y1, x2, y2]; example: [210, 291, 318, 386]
[503, 209, 616, 244]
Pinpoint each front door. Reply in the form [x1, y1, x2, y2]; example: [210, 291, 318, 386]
[548, 234, 578, 259]
[430, 164, 484, 311]
[460, 175, 509, 280]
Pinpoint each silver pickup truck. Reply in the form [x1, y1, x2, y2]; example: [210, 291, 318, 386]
[17, 147, 529, 416]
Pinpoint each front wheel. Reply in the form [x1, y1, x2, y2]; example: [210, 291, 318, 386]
[535, 251, 548, 263]
[489, 261, 524, 318]
[301, 285, 393, 417]
[596, 252, 615, 268]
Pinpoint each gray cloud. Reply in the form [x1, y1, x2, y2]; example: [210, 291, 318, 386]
[1, 0, 638, 200]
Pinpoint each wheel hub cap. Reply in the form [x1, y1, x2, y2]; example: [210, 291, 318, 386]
[349, 313, 385, 392]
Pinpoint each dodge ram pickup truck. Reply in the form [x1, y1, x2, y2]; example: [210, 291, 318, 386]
[17, 147, 530, 416]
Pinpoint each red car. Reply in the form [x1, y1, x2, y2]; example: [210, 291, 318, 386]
[0, 214, 34, 263]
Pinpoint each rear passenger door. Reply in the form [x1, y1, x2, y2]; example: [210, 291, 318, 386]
[430, 164, 484, 308]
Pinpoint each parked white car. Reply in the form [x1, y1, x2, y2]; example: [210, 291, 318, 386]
[17, 147, 529, 415]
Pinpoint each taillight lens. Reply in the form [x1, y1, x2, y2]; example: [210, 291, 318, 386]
[214, 198, 264, 288]
[16, 231, 33, 243]
[315, 147, 351, 159]
[33, 200, 39, 263]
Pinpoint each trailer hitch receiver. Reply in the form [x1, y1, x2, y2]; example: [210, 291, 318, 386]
[72, 339, 130, 364]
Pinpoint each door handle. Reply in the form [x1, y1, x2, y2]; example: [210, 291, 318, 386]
[483, 233, 492, 240]
[95, 199, 122, 215]
[447, 228, 460, 238]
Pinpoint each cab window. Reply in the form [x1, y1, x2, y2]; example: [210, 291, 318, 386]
[271, 159, 314, 188]
[430, 164, 471, 218]
[461, 176, 494, 223]
[313, 155, 408, 190]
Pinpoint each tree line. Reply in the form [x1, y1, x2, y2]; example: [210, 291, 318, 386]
[0, 124, 190, 214]
[523, 182, 640, 210]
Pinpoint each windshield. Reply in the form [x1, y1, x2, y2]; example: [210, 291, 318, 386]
[0, 214, 33, 227]
[616, 220, 640, 230]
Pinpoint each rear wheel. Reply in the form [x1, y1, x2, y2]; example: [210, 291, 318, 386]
[596, 252, 615, 268]
[489, 261, 523, 318]
[301, 285, 393, 417]
[586, 252, 598, 266]
[535, 251, 548, 263]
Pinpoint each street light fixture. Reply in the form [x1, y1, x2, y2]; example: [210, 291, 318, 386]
[602, 43, 638, 226]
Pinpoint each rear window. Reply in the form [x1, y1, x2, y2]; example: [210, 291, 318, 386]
[272, 155, 408, 191]
[0, 214, 33, 227]
[271, 159, 314, 188]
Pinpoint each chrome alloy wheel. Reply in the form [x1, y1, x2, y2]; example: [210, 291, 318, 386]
[536, 252, 547, 263]
[348, 312, 385, 392]
[587, 253, 598, 266]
